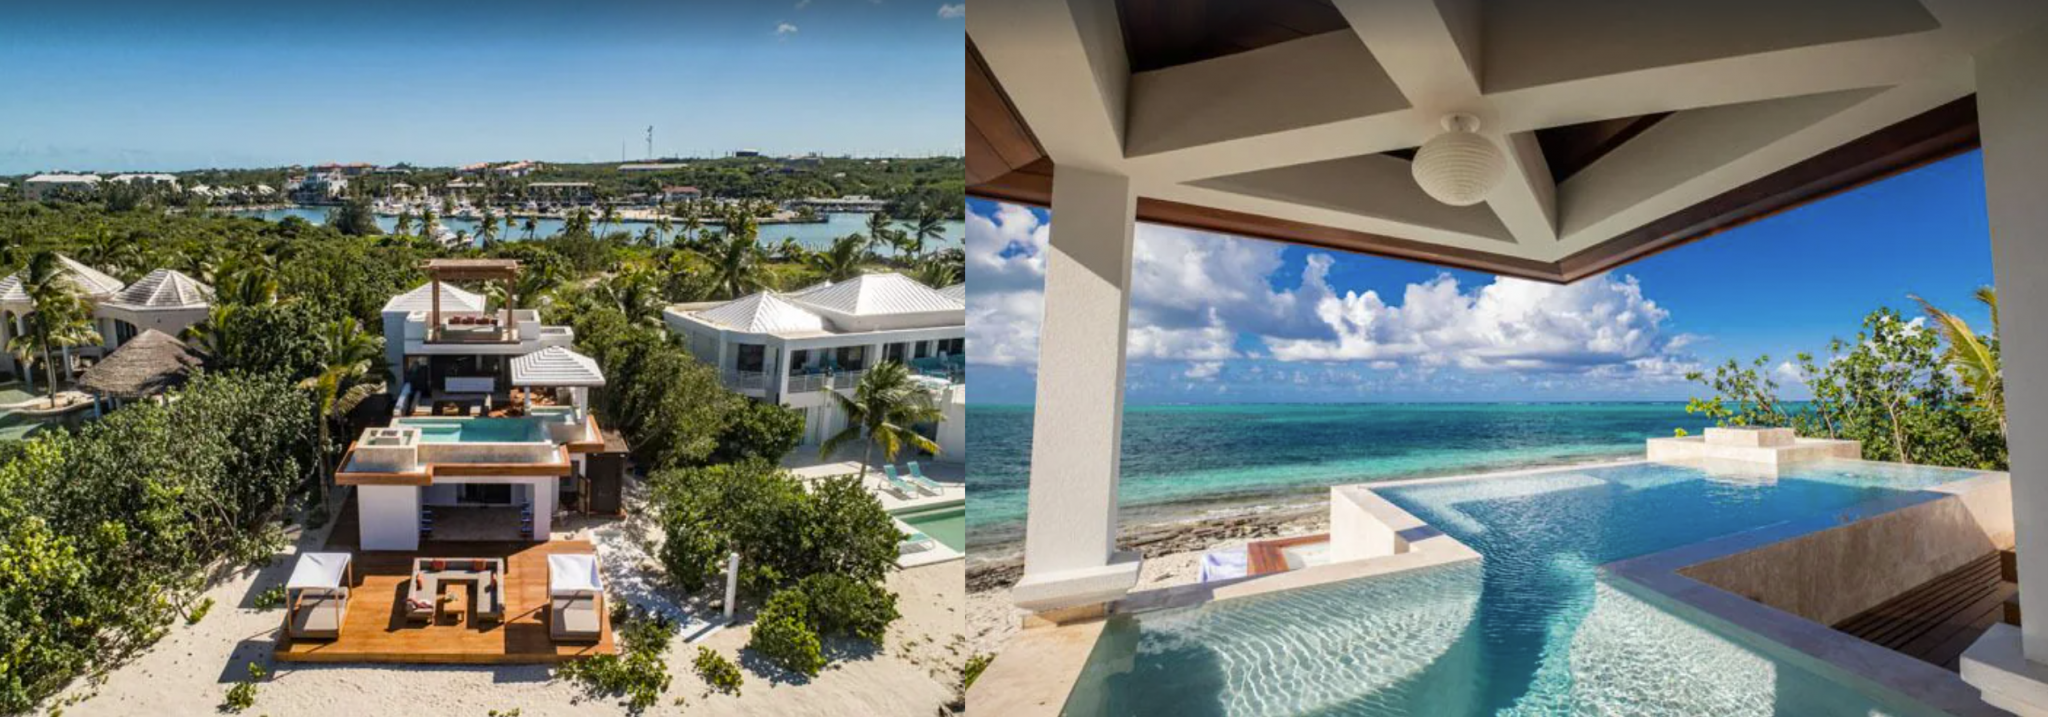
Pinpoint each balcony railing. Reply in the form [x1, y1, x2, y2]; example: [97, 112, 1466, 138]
[728, 370, 768, 390]
[784, 369, 869, 394]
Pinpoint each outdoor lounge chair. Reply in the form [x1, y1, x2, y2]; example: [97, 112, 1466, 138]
[283, 552, 353, 640]
[899, 529, 937, 555]
[288, 594, 345, 639]
[550, 595, 602, 642]
[884, 465, 936, 497]
[905, 462, 944, 494]
[548, 553, 604, 643]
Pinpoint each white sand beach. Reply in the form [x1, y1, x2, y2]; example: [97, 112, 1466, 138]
[55, 508, 966, 716]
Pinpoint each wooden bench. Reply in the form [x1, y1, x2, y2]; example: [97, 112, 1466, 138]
[1834, 551, 2017, 671]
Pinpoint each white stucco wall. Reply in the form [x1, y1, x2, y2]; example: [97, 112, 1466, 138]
[358, 485, 421, 551]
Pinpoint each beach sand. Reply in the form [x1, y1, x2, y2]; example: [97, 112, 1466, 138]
[966, 505, 1328, 658]
[55, 514, 966, 716]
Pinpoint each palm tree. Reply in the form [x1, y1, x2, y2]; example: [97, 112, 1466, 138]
[819, 361, 944, 478]
[419, 206, 440, 241]
[863, 211, 899, 254]
[4, 253, 101, 405]
[652, 213, 674, 246]
[299, 316, 384, 508]
[478, 207, 500, 247]
[775, 237, 809, 264]
[597, 268, 667, 325]
[911, 256, 962, 288]
[565, 208, 592, 237]
[909, 203, 948, 259]
[523, 216, 539, 240]
[681, 205, 705, 247]
[809, 233, 871, 282]
[692, 226, 769, 299]
[598, 204, 620, 238]
[1914, 288, 2004, 437]
[394, 210, 415, 236]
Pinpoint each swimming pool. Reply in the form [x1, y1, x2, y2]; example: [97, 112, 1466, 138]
[897, 504, 966, 552]
[1060, 459, 1982, 716]
[393, 417, 547, 443]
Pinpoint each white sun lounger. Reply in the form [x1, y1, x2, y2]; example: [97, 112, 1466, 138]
[905, 461, 945, 494]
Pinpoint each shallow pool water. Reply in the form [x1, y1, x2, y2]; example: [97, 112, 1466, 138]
[394, 417, 546, 443]
[897, 504, 966, 552]
[1061, 459, 1983, 716]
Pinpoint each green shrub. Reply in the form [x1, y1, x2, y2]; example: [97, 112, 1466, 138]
[965, 653, 993, 689]
[791, 574, 898, 643]
[253, 586, 287, 610]
[692, 647, 743, 696]
[747, 591, 824, 677]
[651, 463, 899, 595]
[221, 662, 264, 713]
[185, 597, 214, 624]
[708, 401, 803, 465]
[557, 609, 677, 713]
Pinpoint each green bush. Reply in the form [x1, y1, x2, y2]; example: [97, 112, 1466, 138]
[253, 586, 287, 610]
[791, 574, 898, 643]
[708, 401, 804, 465]
[747, 591, 825, 678]
[651, 463, 899, 595]
[965, 654, 994, 689]
[221, 662, 264, 713]
[557, 609, 677, 713]
[692, 647, 743, 696]
[185, 597, 214, 625]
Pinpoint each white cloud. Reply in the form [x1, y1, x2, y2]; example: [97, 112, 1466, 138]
[775, 22, 799, 37]
[938, 3, 965, 18]
[964, 203, 1698, 385]
[1184, 361, 1222, 380]
[795, 0, 811, 8]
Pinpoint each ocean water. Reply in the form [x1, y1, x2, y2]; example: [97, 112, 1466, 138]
[966, 403, 1713, 551]
[227, 208, 964, 252]
[1060, 460, 1972, 716]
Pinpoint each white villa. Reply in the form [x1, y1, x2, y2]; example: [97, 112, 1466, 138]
[0, 256, 213, 384]
[663, 272, 966, 456]
[344, 259, 608, 552]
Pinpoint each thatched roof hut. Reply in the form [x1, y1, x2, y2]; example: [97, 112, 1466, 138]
[76, 329, 204, 399]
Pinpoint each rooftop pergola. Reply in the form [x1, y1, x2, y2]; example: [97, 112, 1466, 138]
[972, 3, 2048, 709]
[421, 259, 520, 344]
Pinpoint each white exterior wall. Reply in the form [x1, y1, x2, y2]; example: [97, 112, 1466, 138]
[937, 385, 966, 464]
[358, 485, 421, 551]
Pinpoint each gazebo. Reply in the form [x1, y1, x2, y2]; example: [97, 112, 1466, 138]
[509, 346, 605, 416]
[75, 329, 204, 415]
[547, 553, 604, 643]
[283, 552, 353, 641]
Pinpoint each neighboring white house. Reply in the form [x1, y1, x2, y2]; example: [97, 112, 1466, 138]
[22, 173, 102, 200]
[343, 259, 607, 551]
[0, 257, 212, 384]
[663, 272, 966, 460]
[109, 173, 179, 190]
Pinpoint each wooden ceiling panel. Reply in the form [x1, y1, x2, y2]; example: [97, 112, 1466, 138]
[1118, 0, 1350, 73]
[1534, 113, 1672, 184]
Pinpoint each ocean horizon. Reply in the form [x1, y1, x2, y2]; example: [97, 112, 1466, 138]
[966, 401, 1719, 553]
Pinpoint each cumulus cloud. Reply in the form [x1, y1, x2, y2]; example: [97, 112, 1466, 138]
[775, 22, 799, 37]
[963, 203, 1698, 387]
[938, 3, 965, 18]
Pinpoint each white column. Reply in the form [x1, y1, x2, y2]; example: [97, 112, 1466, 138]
[358, 485, 421, 551]
[1011, 167, 1142, 615]
[1962, 20, 2048, 714]
[531, 478, 555, 541]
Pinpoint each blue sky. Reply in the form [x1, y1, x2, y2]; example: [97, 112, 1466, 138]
[968, 150, 1996, 405]
[0, 0, 963, 173]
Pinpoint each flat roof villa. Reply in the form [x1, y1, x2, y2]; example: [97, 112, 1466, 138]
[663, 272, 966, 457]
[970, 2, 2048, 715]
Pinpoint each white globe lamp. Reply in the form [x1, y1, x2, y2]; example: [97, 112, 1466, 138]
[1410, 114, 1504, 206]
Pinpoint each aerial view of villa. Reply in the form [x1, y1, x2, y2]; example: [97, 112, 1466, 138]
[967, 2, 2048, 716]
[0, 2, 967, 716]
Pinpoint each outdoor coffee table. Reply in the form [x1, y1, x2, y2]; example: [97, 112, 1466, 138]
[438, 583, 468, 624]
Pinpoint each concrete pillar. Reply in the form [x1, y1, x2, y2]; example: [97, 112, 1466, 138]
[358, 485, 421, 551]
[1982, 21, 2048, 661]
[1011, 167, 1143, 615]
[1962, 21, 2048, 714]
[532, 478, 555, 541]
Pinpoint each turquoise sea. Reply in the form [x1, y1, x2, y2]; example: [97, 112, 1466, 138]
[966, 403, 1714, 553]
[227, 208, 964, 252]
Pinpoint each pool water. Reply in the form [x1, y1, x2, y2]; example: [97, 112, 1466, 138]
[394, 417, 546, 443]
[1061, 459, 1981, 716]
[897, 504, 966, 552]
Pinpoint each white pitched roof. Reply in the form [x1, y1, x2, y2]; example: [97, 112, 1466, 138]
[938, 283, 965, 305]
[381, 281, 486, 314]
[694, 291, 826, 334]
[105, 268, 212, 309]
[792, 273, 956, 316]
[511, 346, 606, 387]
[0, 254, 127, 305]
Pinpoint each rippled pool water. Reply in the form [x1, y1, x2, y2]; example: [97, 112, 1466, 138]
[1061, 460, 1983, 716]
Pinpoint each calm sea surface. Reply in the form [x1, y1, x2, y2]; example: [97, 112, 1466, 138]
[966, 403, 1713, 552]
[228, 208, 963, 252]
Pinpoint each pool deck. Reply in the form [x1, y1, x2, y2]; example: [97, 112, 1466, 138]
[1835, 550, 2016, 671]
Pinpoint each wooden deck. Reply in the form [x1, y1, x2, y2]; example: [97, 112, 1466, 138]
[1247, 534, 1328, 576]
[273, 498, 614, 664]
[1833, 551, 2016, 671]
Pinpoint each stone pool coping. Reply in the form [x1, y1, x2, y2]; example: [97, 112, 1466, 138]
[971, 457, 2004, 717]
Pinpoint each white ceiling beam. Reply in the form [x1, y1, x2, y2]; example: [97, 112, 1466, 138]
[1331, 0, 1483, 109]
[1188, 154, 1513, 243]
[967, 0, 1130, 174]
[1486, 131, 1559, 245]
[1147, 180, 1536, 260]
[1553, 74, 1972, 258]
